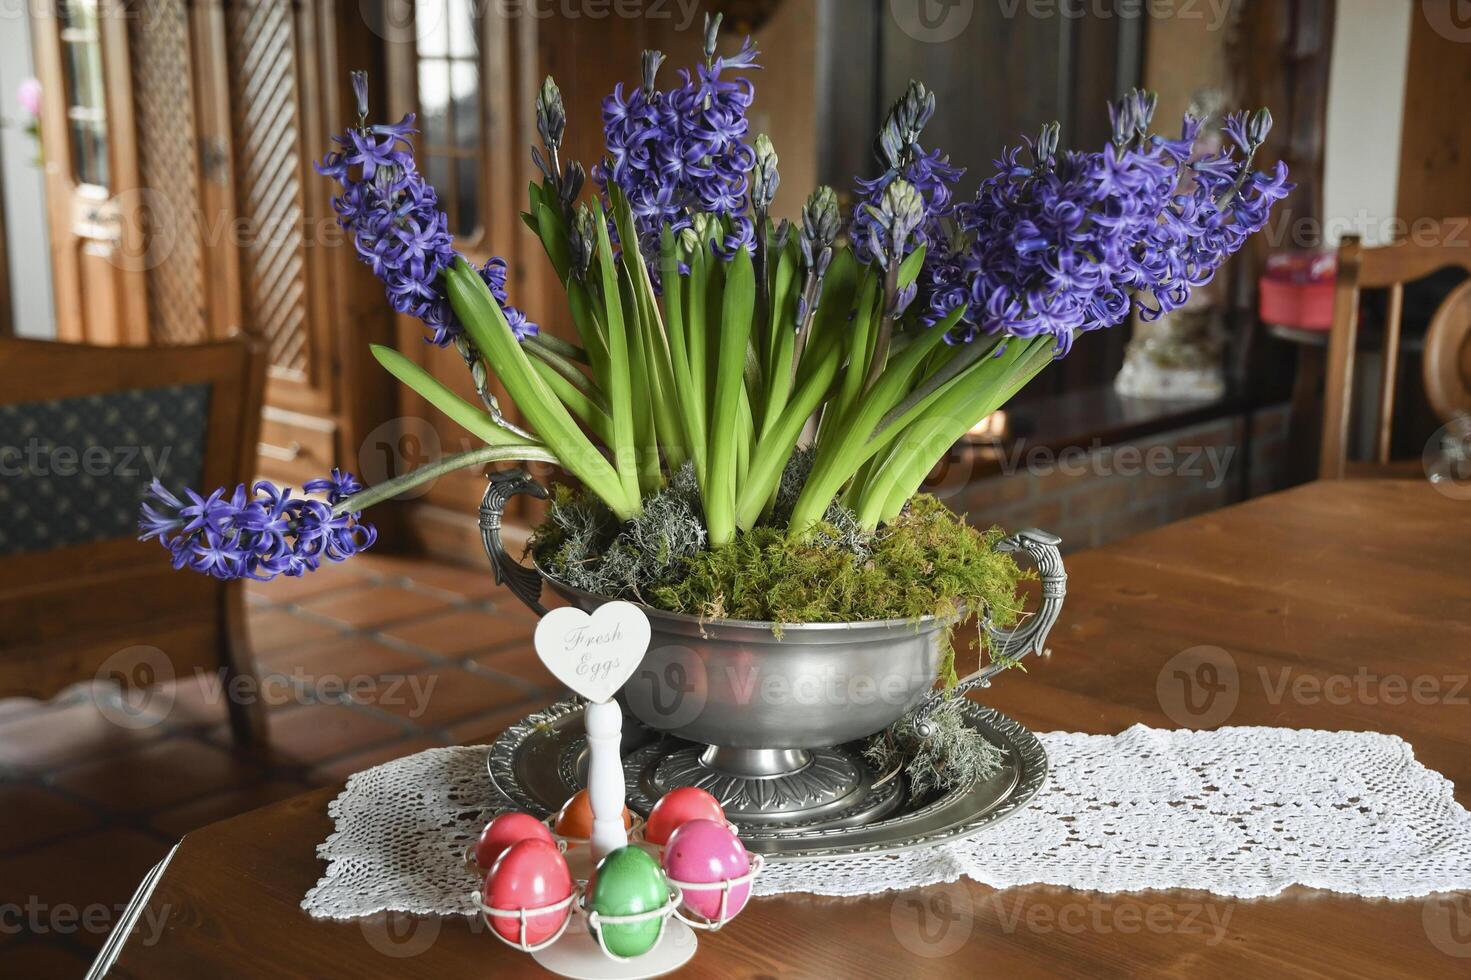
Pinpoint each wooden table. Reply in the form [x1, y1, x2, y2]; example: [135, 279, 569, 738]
[97, 481, 1471, 979]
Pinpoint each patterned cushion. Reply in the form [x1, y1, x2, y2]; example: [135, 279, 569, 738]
[0, 384, 210, 555]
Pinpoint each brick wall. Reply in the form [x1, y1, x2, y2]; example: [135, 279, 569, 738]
[925, 404, 1292, 553]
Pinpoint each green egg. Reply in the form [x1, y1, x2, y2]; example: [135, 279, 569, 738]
[588, 845, 668, 958]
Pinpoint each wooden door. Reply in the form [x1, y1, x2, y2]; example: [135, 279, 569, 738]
[32, 0, 148, 345]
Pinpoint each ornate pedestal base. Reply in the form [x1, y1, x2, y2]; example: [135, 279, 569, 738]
[630, 742, 903, 830]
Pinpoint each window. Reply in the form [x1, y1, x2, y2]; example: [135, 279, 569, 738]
[59, 0, 110, 189]
[416, 0, 481, 238]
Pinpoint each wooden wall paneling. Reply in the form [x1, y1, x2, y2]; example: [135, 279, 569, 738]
[1396, 5, 1471, 225]
[99, 0, 148, 345]
[33, 2, 83, 340]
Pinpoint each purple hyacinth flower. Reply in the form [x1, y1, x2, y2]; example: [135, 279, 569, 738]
[140, 474, 376, 582]
[597, 35, 762, 277]
[317, 75, 535, 347]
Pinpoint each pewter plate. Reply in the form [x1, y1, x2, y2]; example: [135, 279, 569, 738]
[486, 698, 1048, 863]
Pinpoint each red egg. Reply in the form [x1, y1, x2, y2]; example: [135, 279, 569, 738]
[485, 839, 573, 946]
[644, 787, 726, 846]
[475, 811, 555, 868]
[661, 818, 751, 922]
[553, 788, 634, 840]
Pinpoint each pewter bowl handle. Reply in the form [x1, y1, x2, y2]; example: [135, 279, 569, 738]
[911, 528, 1067, 738]
[479, 470, 550, 617]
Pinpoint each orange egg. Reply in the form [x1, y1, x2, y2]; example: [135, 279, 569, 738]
[553, 788, 633, 840]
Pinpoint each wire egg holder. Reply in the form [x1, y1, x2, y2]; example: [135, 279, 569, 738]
[469, 816, 765, 974]
[576, 882, 685, 961]
[472, 887, 579, 952]
[664, 851, 765, 931]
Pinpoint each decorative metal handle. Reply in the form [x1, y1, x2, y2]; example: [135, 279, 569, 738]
[911, 528, 1067, 738]
[479, 470, 551, 617]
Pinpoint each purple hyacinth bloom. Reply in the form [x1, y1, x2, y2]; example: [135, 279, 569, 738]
[597, 38, 761, 272]
[931, 95, 1291, 351]
[317, 74, 536, 347]
[852, 146, 964, 269]
[139, 475, 376, 582]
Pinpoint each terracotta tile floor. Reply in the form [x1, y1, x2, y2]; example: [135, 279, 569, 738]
[0, 552, 548, 976]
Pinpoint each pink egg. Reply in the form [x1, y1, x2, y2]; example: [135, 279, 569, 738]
[645, 786, 726, 846]
[660, 818, 751, 922]
[475, 812, 555, 868]
[485, 839, 573, 946]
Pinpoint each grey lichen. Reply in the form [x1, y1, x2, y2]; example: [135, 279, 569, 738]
[532, 463, 706, 602]
[864, 697, 1006, 801]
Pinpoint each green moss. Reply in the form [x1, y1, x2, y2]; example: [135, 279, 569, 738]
[533, 481, 1028, 683]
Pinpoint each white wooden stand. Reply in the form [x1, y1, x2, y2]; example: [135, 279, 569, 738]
[530, 602, 697, 978]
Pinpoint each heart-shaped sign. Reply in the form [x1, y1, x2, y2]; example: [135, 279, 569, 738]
[533, 601, 651, 704]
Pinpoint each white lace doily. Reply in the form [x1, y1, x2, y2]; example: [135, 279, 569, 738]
[302, 725, 1471, 920]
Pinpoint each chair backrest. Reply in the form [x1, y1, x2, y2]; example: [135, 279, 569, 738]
[1320, 223, 1471, 479]
[0, 337, 266, 699]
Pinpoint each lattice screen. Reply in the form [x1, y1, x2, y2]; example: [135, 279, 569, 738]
[129, 0, 207, 344]
[227, 0, 311, 378]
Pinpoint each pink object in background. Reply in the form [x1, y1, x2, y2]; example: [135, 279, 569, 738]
[1259, 250, 1337, 331]
[17, 77, 42, 117]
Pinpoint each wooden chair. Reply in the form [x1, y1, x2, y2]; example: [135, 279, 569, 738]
[0, 337, 269, 744]
[1320, 224, 1471, 478]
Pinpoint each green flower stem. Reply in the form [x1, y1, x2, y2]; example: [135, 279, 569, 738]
[369, 344, 537, 448]
[705, 247, 756, 548]
[861, 245, 926, 396]
[685, 246, 710, 442]
[526, 332, 588, 364]
[620, 270, 662, 496]
[660, 229, 706, 485]
[614, 192, 686, 474]
[737, 383, 754, 486]
[330, 443, 560, 517]
[735, 331, 844, 530]
[530, 357, 613, 444]
[446, 258, 638, 520]
[590, 199, 643, 509]
[872, 334, 1002, 439]
[860, 336, 1056, 528]
[635, 256, 688, 472]
[760, 246, 799, 442]
[861, 262, 902, 394]
[566, 279, 611, 388]
[525, 339, 609, 414]
[787, 307, 962, 535]
[828, 272, 879, 430]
